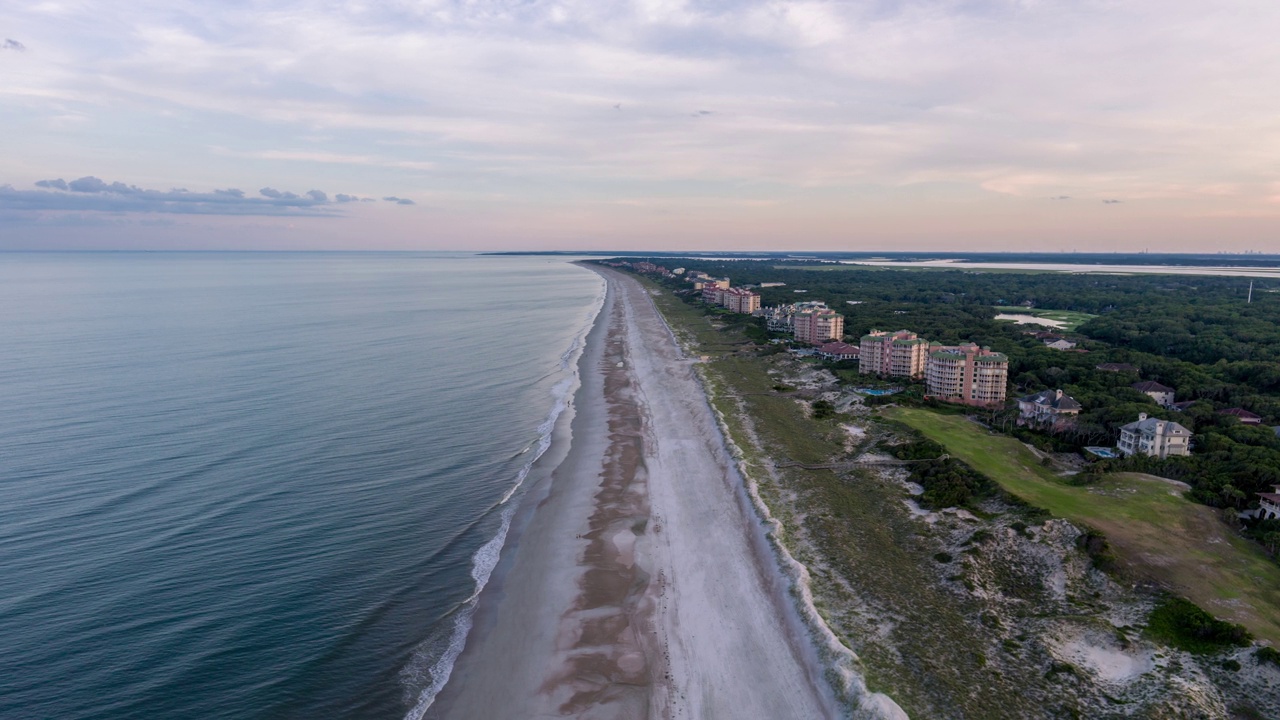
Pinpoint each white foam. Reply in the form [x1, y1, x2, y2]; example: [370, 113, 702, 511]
[402, 271, 605, 720]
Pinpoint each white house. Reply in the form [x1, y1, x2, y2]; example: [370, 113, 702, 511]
[1259, 486, 1280, 520]
[1132, 381, 1176, 408]
[1117, 413, 1191, 459]
[1045, 339, 1078, 351]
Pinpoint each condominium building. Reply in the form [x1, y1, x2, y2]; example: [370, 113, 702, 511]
[925, 343, 1009, 407]
[859, 330, 929, 378]
[1117, 413, 1191, 458]
[722, 288, 761, 314]
[793, 307, 844, 345]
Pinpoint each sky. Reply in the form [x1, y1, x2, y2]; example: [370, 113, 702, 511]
[2, 1, 1279, 251]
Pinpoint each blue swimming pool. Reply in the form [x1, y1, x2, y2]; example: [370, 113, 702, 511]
[856, 388, 900, 396]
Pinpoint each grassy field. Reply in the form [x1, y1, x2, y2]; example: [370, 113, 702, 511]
[886, 407, 1280, 644]
[993, 306, 1097, 331]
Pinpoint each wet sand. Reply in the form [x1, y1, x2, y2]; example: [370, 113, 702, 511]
[428, 267, 841, 719]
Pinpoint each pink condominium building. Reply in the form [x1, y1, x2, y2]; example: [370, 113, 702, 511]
[793, 307, 844, 345]
[858, 330, 929, 378]
[925, 343, 1009, 407]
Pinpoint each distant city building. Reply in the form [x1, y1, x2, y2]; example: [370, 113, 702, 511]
[1017, 389, 1081, 427]
[1219, 408, 1263, 425]
[859, 330, 928, 378]
[816, 342, 859, 361]
[1117, 413, 1191, 458]
[925, 343, 1009, 407]
[1132, 381, 1176, 407]
[793, 307, 845, 345]
[672, 267, 685, 275]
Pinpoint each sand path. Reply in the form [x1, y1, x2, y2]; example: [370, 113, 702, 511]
[427, 267, 838, 719]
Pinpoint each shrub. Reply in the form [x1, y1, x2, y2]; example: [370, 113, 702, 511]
[812, 399, 836, 419]
[934, 552, 953, 563]
[1222, 659, 1242, 672]
[1076, 529, 1117, 572]
[1257, 646, 1280, 667]
[1145, 597, 1253, 654]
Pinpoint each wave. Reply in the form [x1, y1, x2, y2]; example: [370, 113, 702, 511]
[400, 273, 605, 720]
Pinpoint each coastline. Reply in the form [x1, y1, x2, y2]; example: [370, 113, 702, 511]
[426, 265, 851, 718]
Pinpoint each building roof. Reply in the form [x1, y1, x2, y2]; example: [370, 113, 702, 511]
[1097, 363, 1138, 372]
[1259, 493, 1280, 504]
[1132, 380, 1174, 393]
[817, 342, 859, 355]
[1120, 415, 1190, 436]
[1219, 408, 1262, 421]
[1169, 400, 1197, 411]
[1019, 389, 1082, 411]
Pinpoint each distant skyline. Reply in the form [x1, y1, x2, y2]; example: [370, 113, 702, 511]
[3, 1, 1280, 251]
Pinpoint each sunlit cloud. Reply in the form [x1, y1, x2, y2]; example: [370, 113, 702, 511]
[1, 1, 1279, 248]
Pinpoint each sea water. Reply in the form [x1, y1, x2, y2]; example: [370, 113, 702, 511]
[0, 252, 603, 719]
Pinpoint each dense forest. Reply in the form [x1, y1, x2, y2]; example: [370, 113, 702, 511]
[622, 259, 1280, 527]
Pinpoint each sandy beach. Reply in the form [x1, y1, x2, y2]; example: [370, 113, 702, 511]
[427, 267, 846, 719]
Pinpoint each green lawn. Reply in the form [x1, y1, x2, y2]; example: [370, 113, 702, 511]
[886, 407, 1280, 644]
[993, 306, 1097, 331]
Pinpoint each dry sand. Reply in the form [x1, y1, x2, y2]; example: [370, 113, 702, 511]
[427, 268, 850, 719]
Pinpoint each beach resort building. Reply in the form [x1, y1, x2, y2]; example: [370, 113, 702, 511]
[1132, 381, 1176, 407]
[925, 344, 1009, 407]
[722, 288, 761, 314]
[859, 330, 929, 378]
[1116, 413, 1191, 458]
[1018, 389, 1081, 427]
[816, 342, 859, 361]
[1258, 486, 1280, 520]
[793, 307, 845, 345]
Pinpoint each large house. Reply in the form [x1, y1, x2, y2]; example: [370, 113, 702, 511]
[859, 329, 929, 378]
[1219, 408, 1263, 425]
[1132, 381, 1176, 407]
[793, 307, 845, 345]
[1259, 486, 1280, 521]
[925, 344, 1009, 407]
[1018, 389, 1081, 427]
[1117, 413, 1191, 459]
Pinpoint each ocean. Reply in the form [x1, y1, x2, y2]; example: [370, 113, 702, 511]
[0, 252, 604, 719]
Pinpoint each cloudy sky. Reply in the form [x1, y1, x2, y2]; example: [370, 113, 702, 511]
[2, 1, 1279, 251]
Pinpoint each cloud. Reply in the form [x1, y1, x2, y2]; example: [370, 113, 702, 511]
[258, 187, 299, 200]
[382, 196, 415, 205]
[1103, 199, 1123, 204]
[2, 39, 23, 51]
[3, 176, 410, 217]
[1050, 196, 1071, 200]
[334, 193, 359, 202]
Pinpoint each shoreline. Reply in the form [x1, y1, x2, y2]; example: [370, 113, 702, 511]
[427, 265, 849, 718]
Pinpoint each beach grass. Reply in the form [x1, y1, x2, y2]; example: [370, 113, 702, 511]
[639, 277, 1091, 717]
[885, 407, 1280, 644]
